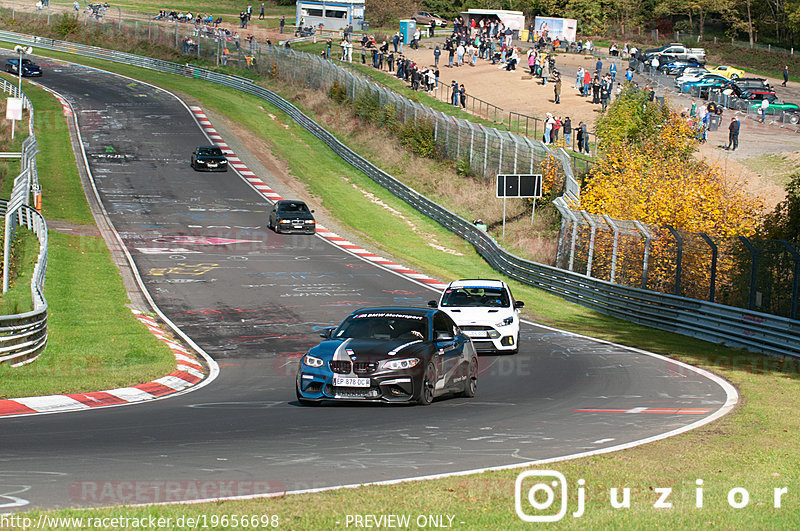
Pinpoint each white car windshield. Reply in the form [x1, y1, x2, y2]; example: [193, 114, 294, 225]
[441, 287, 509, 308]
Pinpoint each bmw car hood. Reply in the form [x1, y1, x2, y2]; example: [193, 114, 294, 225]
[441, 307, 515, 325]
[311, 338, 426, 361]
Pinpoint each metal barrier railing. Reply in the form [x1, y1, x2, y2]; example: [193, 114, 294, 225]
[0, 78, 48, 366]
[1, 30, 795, 357]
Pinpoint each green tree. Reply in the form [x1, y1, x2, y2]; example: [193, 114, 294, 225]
[761, 173, 800, 243]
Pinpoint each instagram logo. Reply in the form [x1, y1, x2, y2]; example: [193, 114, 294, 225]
[515, 470, 585, 522]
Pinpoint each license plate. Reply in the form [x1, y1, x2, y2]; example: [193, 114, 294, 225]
[293, 224, 303, 229]
[464, 330, 488, 338]
[332, 375, 371, 387]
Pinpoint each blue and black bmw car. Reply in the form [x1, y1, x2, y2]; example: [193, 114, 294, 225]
[296, 307, 478, 405]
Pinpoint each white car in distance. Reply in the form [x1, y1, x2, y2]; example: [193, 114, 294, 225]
[429, 279, 524, 354]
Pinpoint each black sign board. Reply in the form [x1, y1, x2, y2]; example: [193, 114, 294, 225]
[496, 174, 543, 198]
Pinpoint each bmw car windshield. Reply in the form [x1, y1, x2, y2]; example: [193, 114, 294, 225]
[198, 147, 224, 156]
[441, 287, 509, 307]
[334, 313, 427, 341]
[278, 202, 310, 214]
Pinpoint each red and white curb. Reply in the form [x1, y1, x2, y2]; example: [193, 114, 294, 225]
[0, 311, 208, 418]
[29, 80, 73, 116]
[189, 106, 448, 290]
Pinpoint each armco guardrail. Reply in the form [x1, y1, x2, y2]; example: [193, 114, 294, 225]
[0, 78, 48, 366]
[2, 31, 796, 357]
[0, 200, 48, 366]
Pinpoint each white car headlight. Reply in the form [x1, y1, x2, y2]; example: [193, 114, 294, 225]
[495, 316, 515, 327]
[303, 354, 324, 368]
[381, 358, 420, 370]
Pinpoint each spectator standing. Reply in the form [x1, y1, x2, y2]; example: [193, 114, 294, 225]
[583, 69, 591, 97]
[576, 66, 584, 92]
[259, 3, 264, 20]
[580, 121, 590, 153]
[541, 58, 550, 85]
[429, 20, 436, 38]
[554, 73, 561, 104]
[609, 62, 617, 83]
[563, 117, 572, 148]
[447, 41, 455, 67]
[544, 112, 554, 144]
[279, 15, 285, 33]
[451, 80, 459, 106]
[760, 98, 769, 123]
[392, 32, 400, 53]
[459, 84, 467, 108]
[726, 116, 740, 150]
[595, 58, 602, 73]
[783, 65, 789, 86]
[433, 45, 441, 67]
[456, 42, 465, 66]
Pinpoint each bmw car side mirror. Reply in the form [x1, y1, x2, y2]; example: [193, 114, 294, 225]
[515, 300, 525, 309]
[435, 331, 454, 341]
[319, 326, 335, 338]
[427, 300, 437, 308]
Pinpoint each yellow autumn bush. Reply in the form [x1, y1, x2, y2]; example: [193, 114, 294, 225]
[574, 86, 764, 297]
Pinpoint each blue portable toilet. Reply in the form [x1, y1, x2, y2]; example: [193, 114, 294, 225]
[399, 19, 416, 45]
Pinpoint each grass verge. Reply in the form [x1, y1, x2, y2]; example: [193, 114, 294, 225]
[2, 44, 799, 527]
[0, 78, 175, 397]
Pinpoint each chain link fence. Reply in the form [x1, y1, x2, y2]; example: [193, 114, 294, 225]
[553, 199, 800, 320]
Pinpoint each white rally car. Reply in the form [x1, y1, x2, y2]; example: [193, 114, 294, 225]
[429, 279, 524, 354]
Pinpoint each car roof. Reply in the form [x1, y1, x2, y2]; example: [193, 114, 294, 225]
[277, 199, 308, 205]
[447, 279, 507, 289]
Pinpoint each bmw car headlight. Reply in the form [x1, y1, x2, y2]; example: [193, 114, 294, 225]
[495, 316, 515, 327]
[303, 354, 324, 368]
[381, 358, 420, 370]
[304, 219, 315, 224]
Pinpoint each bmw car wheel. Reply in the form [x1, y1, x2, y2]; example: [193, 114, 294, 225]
[461, 358, 477, 398]
[417, 362, 436, 405]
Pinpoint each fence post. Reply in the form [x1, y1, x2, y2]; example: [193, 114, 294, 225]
[633, 221, 652, 290]
[738, 236, 759, 310]
[602, 215, 619, 283]
[699, 232, 718, 303]
[581, 211, 597, 277]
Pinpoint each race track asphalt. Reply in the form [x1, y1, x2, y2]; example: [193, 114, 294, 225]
[0, 57, 734, 511]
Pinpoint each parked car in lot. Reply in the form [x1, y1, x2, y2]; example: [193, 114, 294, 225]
[4, 58, 41, 77]
[645, 43, 706, 64]
[749, 96, 800, 123]
[734, 88, 777, 101]
[190, 145, 227, 171]
[679, 74, 730, 96]
[675, 67, 709, 86]
[268, 200, 316, 234]
[410, 11, 447, 27]
[706, 65, 745, 80]
[296, 307, 478, 405]
[730, 77, 771, 92]
[658, 58, 702, 75]
[429, 279, 524, 354]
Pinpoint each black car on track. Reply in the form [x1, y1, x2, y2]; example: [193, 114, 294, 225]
[5, 58, 42, 77]
[296, 307, 479, 405]
[191, 145, 228, 172]
[268, 200, 316, 234]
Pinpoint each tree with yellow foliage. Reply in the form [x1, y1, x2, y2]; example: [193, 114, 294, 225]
[576, 85, 763, 297]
